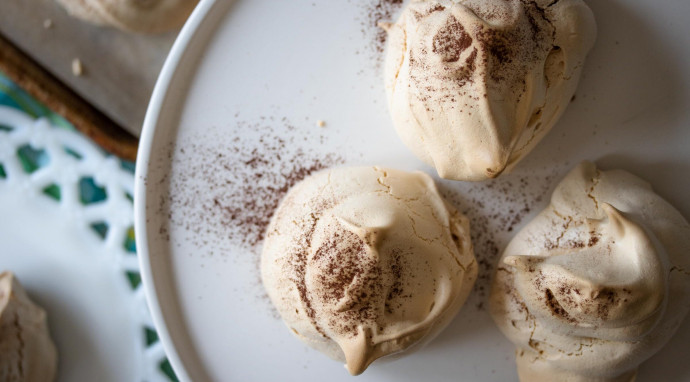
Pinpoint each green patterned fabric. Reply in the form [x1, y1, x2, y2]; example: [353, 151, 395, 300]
[0, 71, 176, 382]
[0, 72, 73, 129]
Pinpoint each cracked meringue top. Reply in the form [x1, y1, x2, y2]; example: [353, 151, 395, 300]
[0, 272, 57, 382]
[384, 0, 597, 181]
[56, 0, 198, 34]
[490, 162, 690, 382]
[261, 166, 477, 375]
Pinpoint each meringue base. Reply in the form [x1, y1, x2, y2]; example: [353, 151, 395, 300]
[517, 350, 637, 382]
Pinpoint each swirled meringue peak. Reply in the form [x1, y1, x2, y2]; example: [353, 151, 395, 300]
[57, 0, 198, 34]
[0, 272, 57, 381]
[490, 161, 690, 382]
[261, 166, 477, 375]
[384, 0, 596, 180]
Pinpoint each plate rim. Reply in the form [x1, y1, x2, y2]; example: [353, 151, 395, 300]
[134, 1, 218, 381]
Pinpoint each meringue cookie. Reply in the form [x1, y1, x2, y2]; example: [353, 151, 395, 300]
[56, 0, 198, 34]
[261, 166, 477, 375]
[490, 162, 690, 382]
[384, 0, 596, 180]
[0, 272, 58, 381]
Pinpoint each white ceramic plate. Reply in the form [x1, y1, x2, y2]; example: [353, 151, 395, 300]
[135, 0, 690, 380]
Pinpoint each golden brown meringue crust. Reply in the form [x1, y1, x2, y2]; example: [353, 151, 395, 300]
[261, 167, 477, 375]
[0, 272, 57, 382]
[384, 0, 597, 180]
[490, 162, 690, 382]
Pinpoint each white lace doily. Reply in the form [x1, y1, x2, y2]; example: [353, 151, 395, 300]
[0, 105, 174, 381]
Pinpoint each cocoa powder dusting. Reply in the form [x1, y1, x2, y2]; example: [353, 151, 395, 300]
[313, 229, 370, 303]
[150, 115, 345, 319]
[354, 0, 404, 66]
[544, 288, 571, 320]
[588, 232, 600, 247]
[474, 1, 552, 85]
[161, 117, 344, 254]
[432, 16, 472, 63]
[519, 264, 632, 322]
[315, 228, 383, 337]
[273, 187, 414, 338]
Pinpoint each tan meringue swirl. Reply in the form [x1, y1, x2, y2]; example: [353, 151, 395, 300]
[490, 161, 690, 382]
[384, 0, 596, 180]
[262, 166, 477, 375]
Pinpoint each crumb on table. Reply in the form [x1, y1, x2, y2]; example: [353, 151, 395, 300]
[71, 58, 83, 76]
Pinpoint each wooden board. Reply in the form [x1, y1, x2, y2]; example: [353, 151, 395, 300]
[0, 34, 139, 161]
[0, 0, 177, 138]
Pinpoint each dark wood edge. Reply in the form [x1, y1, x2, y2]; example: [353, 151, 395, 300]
[0, 32, 139, 162]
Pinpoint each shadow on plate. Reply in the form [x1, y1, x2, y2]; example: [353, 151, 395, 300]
[519, 0, 686, 171]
